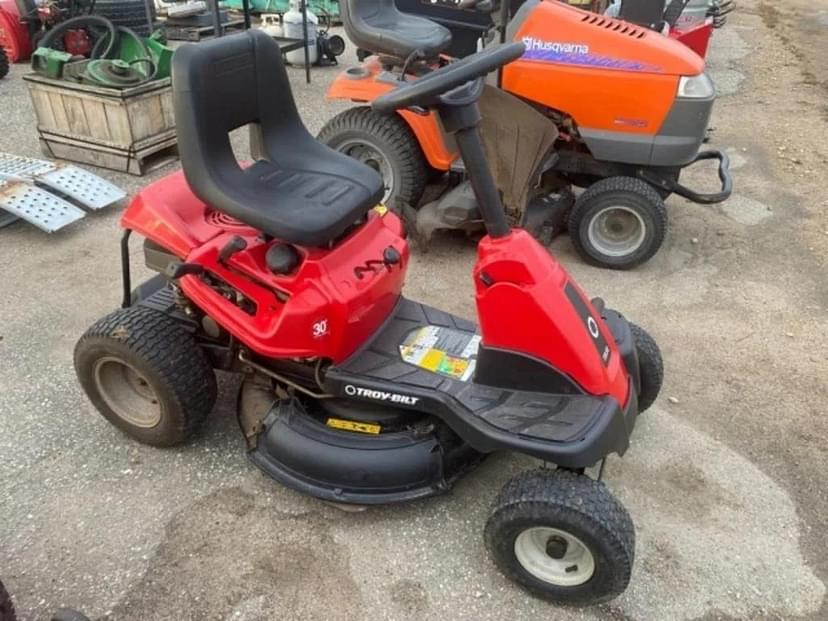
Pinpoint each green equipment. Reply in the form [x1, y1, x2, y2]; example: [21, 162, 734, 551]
[31, 47, 74, 79]
[30, 15, 172, 88]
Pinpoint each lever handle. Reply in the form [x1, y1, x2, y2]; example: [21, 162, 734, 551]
[219, 235, 248, 264]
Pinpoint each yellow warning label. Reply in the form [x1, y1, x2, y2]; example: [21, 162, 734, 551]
[326, 418, 382, 435]
[399, 326, 481, 381]
[419, 348, 445, 372]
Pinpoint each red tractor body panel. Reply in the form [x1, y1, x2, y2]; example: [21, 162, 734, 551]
[122, 171, 409, 363]
[124, 173, 628, 404]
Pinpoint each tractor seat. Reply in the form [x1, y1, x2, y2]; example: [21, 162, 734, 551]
[341, 0, 452, 60]
[172, 31, 384, 247]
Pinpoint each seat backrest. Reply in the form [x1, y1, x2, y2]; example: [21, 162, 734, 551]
[172, 30, 312, 199]
[341, 0, 396, 55]
[340, 0, 451, 60]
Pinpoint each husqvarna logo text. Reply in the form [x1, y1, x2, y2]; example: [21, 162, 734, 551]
[522, 37, 590, 55]
[344, 384, 419, 405]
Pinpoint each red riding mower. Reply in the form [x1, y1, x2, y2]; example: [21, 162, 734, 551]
[74, 32, 664, 604]
[319, 0, 732, 269]
[0, 0, 95, 62]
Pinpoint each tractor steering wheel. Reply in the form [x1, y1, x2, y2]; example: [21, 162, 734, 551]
[372, 42, 526, 114]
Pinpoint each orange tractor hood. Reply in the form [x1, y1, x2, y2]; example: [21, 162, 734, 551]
[510, 0, 704, 77]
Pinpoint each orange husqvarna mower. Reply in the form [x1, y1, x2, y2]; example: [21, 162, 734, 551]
[74, 32, 664, 605]
[319, 0, 732, 269]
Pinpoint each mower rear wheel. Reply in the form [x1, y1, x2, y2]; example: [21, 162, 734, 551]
[630, 323, 664, 412]
[485, 469, 634, 606]
[0, 48, 8, 80]
[74, 306, 217, 447]
[318, 106, 428, 210]
[0, 579, 14, 621]
[568, 177, 667, 270]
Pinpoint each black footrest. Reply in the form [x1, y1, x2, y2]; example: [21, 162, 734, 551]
[325, 298, 635, 468]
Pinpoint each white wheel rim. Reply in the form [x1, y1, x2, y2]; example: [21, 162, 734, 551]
[586, 205, 647, 257]
[514, 527, 596, 587]
[93, 357, 162, 428]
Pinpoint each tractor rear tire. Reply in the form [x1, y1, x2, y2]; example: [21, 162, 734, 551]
[568, 177, 667, 270]
[0, 48, 9, 80]
[318, 106, 428, 211]
[74, 306, 216, 447]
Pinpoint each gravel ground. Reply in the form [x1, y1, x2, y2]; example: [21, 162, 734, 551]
[0, 1, 827, 619]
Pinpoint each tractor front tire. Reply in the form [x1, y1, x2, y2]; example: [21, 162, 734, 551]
[630, 323, 664, 412]
[318, 106, 428, 210]
[74, 306, 216, 447]
[568, 177, 668, 270]
[485, 469, 635, 606]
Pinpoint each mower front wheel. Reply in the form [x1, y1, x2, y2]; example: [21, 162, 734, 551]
[568, 177, 667, 270]
[74, 306, 217, 447]
[318, 106, 428, 210]
[631, 323, 664, 412]
[485, 469, 634, 606]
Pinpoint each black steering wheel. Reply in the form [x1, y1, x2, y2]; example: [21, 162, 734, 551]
[372, 42, 526, 114]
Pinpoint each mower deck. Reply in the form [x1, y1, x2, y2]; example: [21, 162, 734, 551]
[324, 298, 636, 469]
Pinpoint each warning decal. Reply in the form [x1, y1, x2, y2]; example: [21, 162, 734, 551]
[399, 326, 481, 381]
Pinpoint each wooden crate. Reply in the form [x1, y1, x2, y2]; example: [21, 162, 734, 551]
[23, 74, 177, 176]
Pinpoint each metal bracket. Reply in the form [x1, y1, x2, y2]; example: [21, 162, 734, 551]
[639, 150, 733, 205]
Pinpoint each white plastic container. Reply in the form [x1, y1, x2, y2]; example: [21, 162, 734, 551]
[283, 0, 318, 66]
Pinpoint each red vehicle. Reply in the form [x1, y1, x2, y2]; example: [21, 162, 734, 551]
[0, 0, 32, 62]
[74, 32, 663, 605]
[612, 0, 732, 59]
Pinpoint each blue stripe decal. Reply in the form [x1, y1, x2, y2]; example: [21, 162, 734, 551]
[521, 48, 662, 73]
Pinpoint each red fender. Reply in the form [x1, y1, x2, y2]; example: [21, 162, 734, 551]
[669, 22, 714, 60]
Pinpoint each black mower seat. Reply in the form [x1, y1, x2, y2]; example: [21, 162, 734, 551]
[341, 0, 452, 60]
[172, 30, 384, 247]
